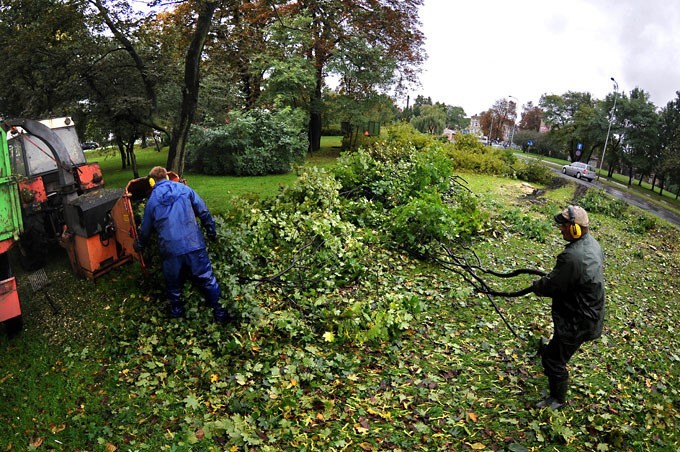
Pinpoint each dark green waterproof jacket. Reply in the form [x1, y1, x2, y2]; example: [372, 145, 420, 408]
[533, 233, 605, 343]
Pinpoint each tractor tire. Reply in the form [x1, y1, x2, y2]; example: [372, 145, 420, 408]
[20, 214, 48, 271]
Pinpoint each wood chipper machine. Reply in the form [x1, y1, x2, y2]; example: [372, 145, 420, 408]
[0, 117, 145, 334]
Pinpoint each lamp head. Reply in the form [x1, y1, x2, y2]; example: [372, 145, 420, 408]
[610, 77, 618, 91]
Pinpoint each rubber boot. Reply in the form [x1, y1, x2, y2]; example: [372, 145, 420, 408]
[537, 336, 549, 357]
[536, 378, 568, 410]
[168, 299, 186, 319]
[209, 298, 230, 324]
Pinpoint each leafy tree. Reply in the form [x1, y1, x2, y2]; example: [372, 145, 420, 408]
[323, 92, 398, 135]
[480, 98, 516, 142]
[165, 0, 219, 176]
[518, 101, 542, 131]
[0, 0, 92, 117]
[540, 91, 594, 130]
[616, 88, 660, 187]
[281, 0, 425, 152]
[410, 104, 446, 135]
[443, 104, 468, 130]
[659, 92, 680, 198]
[540, 91, 595, 161]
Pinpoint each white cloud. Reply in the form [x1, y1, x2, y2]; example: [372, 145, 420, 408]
[411, 0, 679, 116]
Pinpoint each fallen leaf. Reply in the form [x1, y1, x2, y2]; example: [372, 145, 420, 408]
[50, 424, 66, 433]
[30, 437, 43, 447]
[468, 411, 478, 422]
[469, 442, 486, 450]
[106, 443, 117, 452]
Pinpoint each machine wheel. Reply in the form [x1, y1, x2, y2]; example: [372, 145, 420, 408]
[576, 172, 582, 179]
[3, 315, 23, 338]
[20, 214, 48, 271]
[562, 168, 567, 174]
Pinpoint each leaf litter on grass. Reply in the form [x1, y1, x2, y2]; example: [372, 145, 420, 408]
[1, 180, 678, 450]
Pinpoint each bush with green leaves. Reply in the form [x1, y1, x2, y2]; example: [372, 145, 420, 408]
[186, 107, 307, 176]
[391, 190, 488, 255]
[578, 188, 628, 218]
[444, 136, 517, 177]
[512, 159, 554, 185]
[496, 207, 553, 242]
[627, 213, 659, 234]
[210, 168, 365, 295]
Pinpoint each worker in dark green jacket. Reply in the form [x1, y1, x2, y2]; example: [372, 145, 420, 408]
[532, 205, 605, 410]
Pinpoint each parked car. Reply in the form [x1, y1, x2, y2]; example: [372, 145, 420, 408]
[81, 141, 99, 150]
[562, 161, 596, 182]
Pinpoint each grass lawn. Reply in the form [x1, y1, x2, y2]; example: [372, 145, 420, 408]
[1, 142, 678, 450]
[88, 137, 343, 214]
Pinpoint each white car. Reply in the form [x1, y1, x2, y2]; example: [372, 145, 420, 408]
[562, 162, 596, 182]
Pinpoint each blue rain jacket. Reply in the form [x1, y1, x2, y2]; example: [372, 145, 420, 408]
[138, 179, 216, 258]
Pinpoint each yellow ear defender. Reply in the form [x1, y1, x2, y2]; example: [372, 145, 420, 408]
[148, 177, 156, 188]
[568, 206, 582, 239]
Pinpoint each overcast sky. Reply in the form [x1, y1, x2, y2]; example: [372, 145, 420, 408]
[411, 0, 680, 116]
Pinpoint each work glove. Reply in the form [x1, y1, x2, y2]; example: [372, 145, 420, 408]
[205, 226, 217, 242]
[133, 238, 143, 252]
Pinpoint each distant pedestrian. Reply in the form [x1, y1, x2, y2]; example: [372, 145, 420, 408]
[134, 166, 228, 323]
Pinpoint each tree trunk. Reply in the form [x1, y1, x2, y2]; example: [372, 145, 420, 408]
[628, 167, 634, 186]
[308, 64, 323, 152]
[116, 136, 128, 169]
[639, 173, 646, 187]
[649, 174, 655, 190]
[659, 174, 665, 196]
[166, 0, 217, 176]
[126, 136, 139, 179]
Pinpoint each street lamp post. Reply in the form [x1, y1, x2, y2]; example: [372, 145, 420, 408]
[598, 77, 618, 180]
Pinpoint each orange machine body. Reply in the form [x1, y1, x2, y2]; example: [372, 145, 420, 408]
[0, 277, 20, 322]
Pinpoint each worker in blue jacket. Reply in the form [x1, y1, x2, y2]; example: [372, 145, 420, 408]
[135, 166, 228, 323]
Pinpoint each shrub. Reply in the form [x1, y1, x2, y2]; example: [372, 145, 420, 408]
[333, 144, 454, 210]
[513, 159, 554, 185]
[382, 122, 436, 151]
[186, 107, 307, 176]
[391, 190, 487, 256]
[496, 208, 553, 242]
[578, 189, 628, 218]
[627, 213, 658, 235]
[211, 168, 366, 296]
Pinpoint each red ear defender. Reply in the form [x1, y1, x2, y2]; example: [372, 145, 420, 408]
[568, 206, 582, 238]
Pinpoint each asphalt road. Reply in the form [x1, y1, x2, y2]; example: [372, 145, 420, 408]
[522, 156, 680, 228]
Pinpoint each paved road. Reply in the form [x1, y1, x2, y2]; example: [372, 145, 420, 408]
[521, 155, 680, 228]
